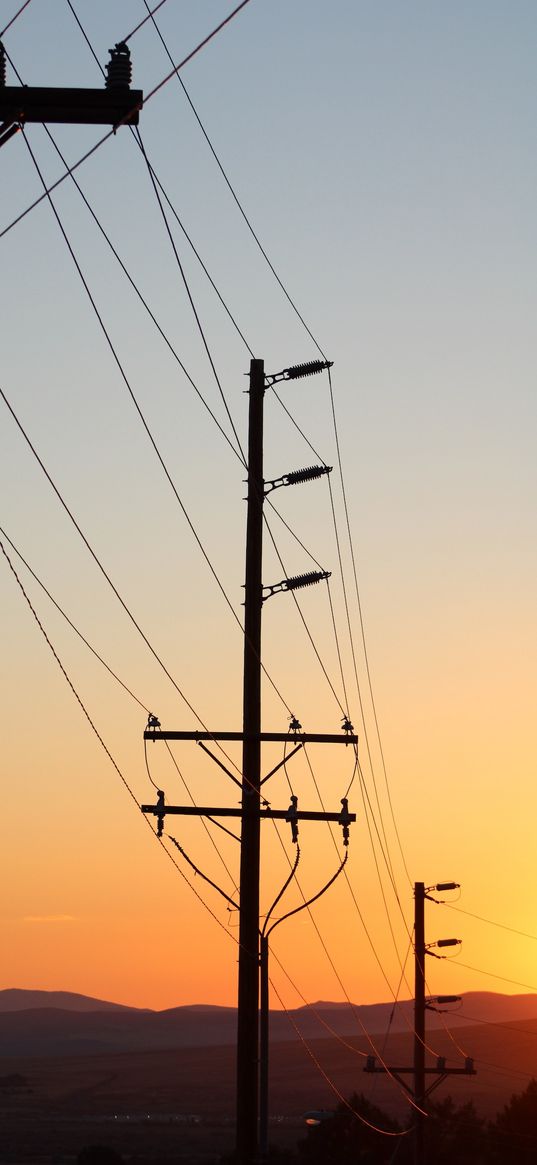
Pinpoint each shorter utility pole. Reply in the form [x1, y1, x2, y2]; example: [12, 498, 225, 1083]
[365, 880, 476, 1165]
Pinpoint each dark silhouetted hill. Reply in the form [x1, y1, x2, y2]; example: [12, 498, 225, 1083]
[0, 990, 536, 1057]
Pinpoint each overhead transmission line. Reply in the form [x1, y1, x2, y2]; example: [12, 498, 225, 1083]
[20, 127, 247, 632]
[0, 382, 247, 772]
[0, 0, 33, 38]
[2, 520, 407, 1086]
[133, 125, 246, 465]
[5, 2, 414, 1081]
[444, 902, 537, 942]
[141, 0, 326, 360]
[1, 509, 419, 1113]
[5, 43, 297, 726]
[144, 0, 411, 901]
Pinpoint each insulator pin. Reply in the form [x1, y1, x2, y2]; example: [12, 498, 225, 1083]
[105, 42, 132, 89]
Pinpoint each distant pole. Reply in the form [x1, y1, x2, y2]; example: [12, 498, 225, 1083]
[236, 357, 265, 1165]
[414, 881, 426, 1165]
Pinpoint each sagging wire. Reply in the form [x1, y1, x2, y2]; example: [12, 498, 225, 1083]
[142, 0, 326, 361]
[4, 44, 245, 467]
[133, 125, 247, 467]
[0, 522, 150, 715]
[0, 531, 239, 944]
[327, 366, 412, 886]
[266, 806, 427, 1112]
[262, 510, 347, 719]
[168, 835, 239, 916]
[0, 382, 250, 784]
[20, 125, 249, 657]
[16, 125, 294, 737]
[269, 978, 414, 1137]
[0, 0, 33, 38]
[162, 739, 240, 892]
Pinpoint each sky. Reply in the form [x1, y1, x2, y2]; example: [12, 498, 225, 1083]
[0, 0, 535, 1040]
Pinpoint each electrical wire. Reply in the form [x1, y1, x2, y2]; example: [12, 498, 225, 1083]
[267, 809, 427, 1109]
[142, 0, 326, 361]
[134, 125, 246, 464]
[63, 2, 255, 369]
[269, 978, 413, 1137]
[458, 1012, 537, 1038]
[0, 533, 245, 952]
[444, 903, 537, 942]
[162, 739, 240, 892]
[122, 0, 171, 44]
[1, 515, 245, 887]
[20, 125, 247, 641]
[0, 522, 150, 714]
[0, 0, 33, 37]
[454, 961, 537, 994]
[4, 55, 293, 729]
[262, 511, 347, 718]
[0, 381, 245, 775]
[328, 366, 412, 885]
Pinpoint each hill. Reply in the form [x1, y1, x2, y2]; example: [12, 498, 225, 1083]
[0, 989, 536, 1057]
[0, 988, 142, 1013]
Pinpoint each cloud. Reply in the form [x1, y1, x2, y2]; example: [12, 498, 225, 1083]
[23, 914, 76, 923]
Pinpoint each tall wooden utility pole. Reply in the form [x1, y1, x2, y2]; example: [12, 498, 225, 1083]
[413, 881, 427, 1165]
[142, 356, 357, 1165]
[236, 357, 265, 1163]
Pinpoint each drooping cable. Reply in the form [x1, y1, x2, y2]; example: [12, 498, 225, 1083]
[134, 125, 246, 465]
[270, 978, 414, 1136]
[327, 365, 412, 885]
[0, 0, 33, 37]
[0, 382, 244, 768]
[162, 740, 240, 893]
[142, 0, 326, 361]
[20, 127, 247, 637]
[0, 522, 150, 714]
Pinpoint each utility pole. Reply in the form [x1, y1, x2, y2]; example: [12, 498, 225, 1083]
[236, 356, 265, 1163]
[142, 357, 357, 1165]
[365, 880, 476, 1165]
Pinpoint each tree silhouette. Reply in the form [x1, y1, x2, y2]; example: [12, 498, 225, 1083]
[489, 1077, 537, 1164]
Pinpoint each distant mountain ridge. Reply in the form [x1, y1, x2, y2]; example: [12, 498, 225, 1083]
[0, 989, 536, 1057]
[0, 988, 143, 1013]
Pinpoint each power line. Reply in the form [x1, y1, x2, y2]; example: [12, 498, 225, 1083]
[143, 0, 326, 360]
[133, 125, 246, 465]
[0, 0, 33, 38]
[0, 523, 149, 714]
[454, 960, 537, 995]
[0, 382, 231, 742]
[444, 902, 537, 942]
[18, 128, 248, 647]
[327, 365, 412, 886]
[123, 0, 171, 44]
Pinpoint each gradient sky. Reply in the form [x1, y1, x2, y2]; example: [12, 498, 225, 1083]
[0, 0, 535, 1022]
